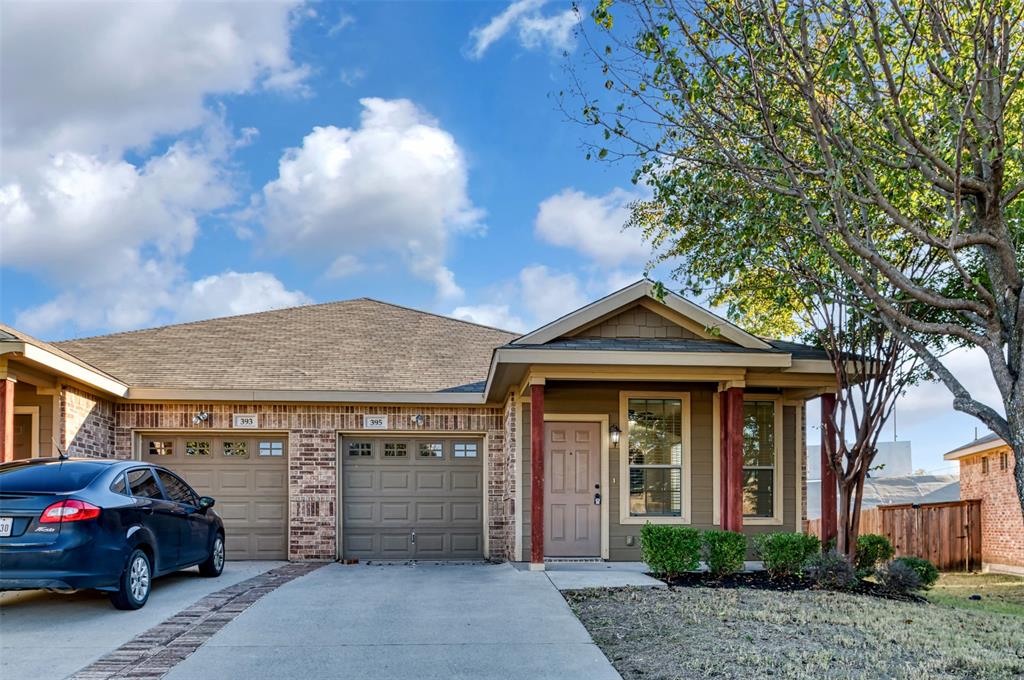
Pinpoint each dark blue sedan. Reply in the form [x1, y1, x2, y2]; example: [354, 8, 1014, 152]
[0, 457, 225, 609]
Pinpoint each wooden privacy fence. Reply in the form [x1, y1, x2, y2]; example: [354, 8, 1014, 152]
[806, 499, 982, 571]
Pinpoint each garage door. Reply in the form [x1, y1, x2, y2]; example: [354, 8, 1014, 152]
[342, 437, 483, 560]
[140, 434, 288, 560]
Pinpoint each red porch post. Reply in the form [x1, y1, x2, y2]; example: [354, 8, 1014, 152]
[723, 387, 745, 532]
[819, 392, 838, 546]
[719, 391, 730, 528]
[0, 376, 14, 463]
[530, 383, 545, 568]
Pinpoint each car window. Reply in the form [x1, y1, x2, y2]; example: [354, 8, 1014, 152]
[110, 472, 129, 496]
[0, 461, 106, 493]
[126, 468, 164, 499]
[156, 470, 198, 506]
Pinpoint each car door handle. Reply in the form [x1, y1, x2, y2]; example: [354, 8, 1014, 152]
[141, 506, 153, 515]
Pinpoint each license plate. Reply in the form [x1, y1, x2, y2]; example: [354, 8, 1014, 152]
[0, 517, 12, 537]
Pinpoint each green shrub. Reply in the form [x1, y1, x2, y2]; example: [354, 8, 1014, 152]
[875, 559, 922, 594]
[641, 524, 701, 578]
[753, 532, 821, 579]
[855, 534, 895, 576]
[807, 549, 858, 590]
[894, 556, 939, 589]
[703, 530, 747, 577]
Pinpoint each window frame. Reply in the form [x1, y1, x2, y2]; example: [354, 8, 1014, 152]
[982, 456, 990, 474]
[741, 395, 785, 525]
[618, 391, 692, 525]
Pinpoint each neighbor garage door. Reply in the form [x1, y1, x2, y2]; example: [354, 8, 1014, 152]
[342, 437, 483, 560]
[140, 434, 288, 560]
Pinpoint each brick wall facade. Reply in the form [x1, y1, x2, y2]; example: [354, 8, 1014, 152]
[60, 385, 116, 457]
[960, 446, 1024, 572]
[112, 402, 509, 561]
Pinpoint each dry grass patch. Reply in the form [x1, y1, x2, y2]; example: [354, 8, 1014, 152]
[566, 585, 1024, 679]
[927, 572, 1024, 618]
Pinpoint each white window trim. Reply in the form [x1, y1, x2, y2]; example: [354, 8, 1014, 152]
[618, 391, 692, 525]
[742, 395, 785, 526]
[14, 406, 40, 458]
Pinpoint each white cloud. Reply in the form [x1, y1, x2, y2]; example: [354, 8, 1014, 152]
[451, 304, 527, 332]
[175, 272, 311, 322]
[0, 1, 313, 336]
[340, 67, 368, 87]
[518, 264, 589, 323]
[325, 254, 368, 279]
[260, 98, 482, 300]
[1, 0, 308, 166]
[467, 0, 580, 59]
[535, 187, 649, 266]
[1, 135, 233, 283]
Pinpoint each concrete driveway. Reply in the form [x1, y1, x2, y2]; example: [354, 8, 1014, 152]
[164, 562, 620, 680]
[0, 561, 283, 680]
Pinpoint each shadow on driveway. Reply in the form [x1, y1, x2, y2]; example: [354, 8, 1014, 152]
[1, 560, 283, 680]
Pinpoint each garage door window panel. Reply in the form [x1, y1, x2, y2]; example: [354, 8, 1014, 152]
[186, 440, 211, 457]
[348, 441, 373, 458]
[384, 442, 408, 458]
[259, 441, 284, 457]
[148, 440, 175, 457]
[419, 442, 443, 458]
[223, 441, 248, 458]
[453, 442, 478, 458]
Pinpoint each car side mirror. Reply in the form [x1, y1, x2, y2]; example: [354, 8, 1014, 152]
[198, 496, 216, 512]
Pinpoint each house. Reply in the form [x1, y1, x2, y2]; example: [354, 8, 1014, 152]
[805, 474, 960, 520]
[945, 434, 1024, 575]
[808, 441, 914, 479]
[0, 281, 845, 567]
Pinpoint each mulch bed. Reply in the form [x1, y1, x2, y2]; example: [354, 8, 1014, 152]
[653, 570, 926, 603]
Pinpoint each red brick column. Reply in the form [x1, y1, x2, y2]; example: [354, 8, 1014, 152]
[530, 384, 545, 568]
[722, 387, 745, 532]
[0, 377, 14, 463]
[820, 392, 838, 546]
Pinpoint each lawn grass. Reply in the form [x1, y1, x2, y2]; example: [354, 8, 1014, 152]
[927, 572, 1024, 618]
[566, 582, 1024, 679]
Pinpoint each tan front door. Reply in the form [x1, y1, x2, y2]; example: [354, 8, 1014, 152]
[544, 422, 601, 557]
[12, 414, 33, 460]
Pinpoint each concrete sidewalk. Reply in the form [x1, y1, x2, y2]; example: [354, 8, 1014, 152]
[164, 562, 621, 680]
[0, 560, 283, 680]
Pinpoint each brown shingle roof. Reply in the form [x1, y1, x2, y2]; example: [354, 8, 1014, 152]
[53, 299, 517, 392]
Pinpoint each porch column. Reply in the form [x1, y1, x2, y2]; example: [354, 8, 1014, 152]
[0, 375, 14, 463]
[721, 386, 744, 532]
[530, 383, 545, 569]
[819, 392, 838, 546]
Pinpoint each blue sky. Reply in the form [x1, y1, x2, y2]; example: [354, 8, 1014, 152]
[0, 1, 998, 473]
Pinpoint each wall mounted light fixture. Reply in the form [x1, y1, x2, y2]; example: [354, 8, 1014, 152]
[609, 424, 621, 445]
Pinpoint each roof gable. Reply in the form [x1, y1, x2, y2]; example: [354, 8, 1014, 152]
[512, 280, 770, 350]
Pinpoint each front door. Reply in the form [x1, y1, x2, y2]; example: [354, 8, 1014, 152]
[544, 422, 601, 557]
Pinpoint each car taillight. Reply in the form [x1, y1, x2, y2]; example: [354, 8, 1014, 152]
[40, 499, 101, 523]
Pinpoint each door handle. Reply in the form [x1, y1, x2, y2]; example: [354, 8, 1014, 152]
[594, 493, 602, 506]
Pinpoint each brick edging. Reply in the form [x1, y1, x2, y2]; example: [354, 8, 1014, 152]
[67, 562, 324, 680]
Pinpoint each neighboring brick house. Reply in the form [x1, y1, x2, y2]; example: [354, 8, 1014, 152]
[945, 434, 1024, 575]
[1, 281, 846, 567]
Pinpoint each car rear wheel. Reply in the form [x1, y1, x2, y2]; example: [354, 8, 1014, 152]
[110, 549, 151, 610]
[198, 533, 225, 577]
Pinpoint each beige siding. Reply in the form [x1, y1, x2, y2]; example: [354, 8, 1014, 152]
[521, 381, 800, 561]
[14, 382, 54, 456]
[574, 304, 702, 339]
